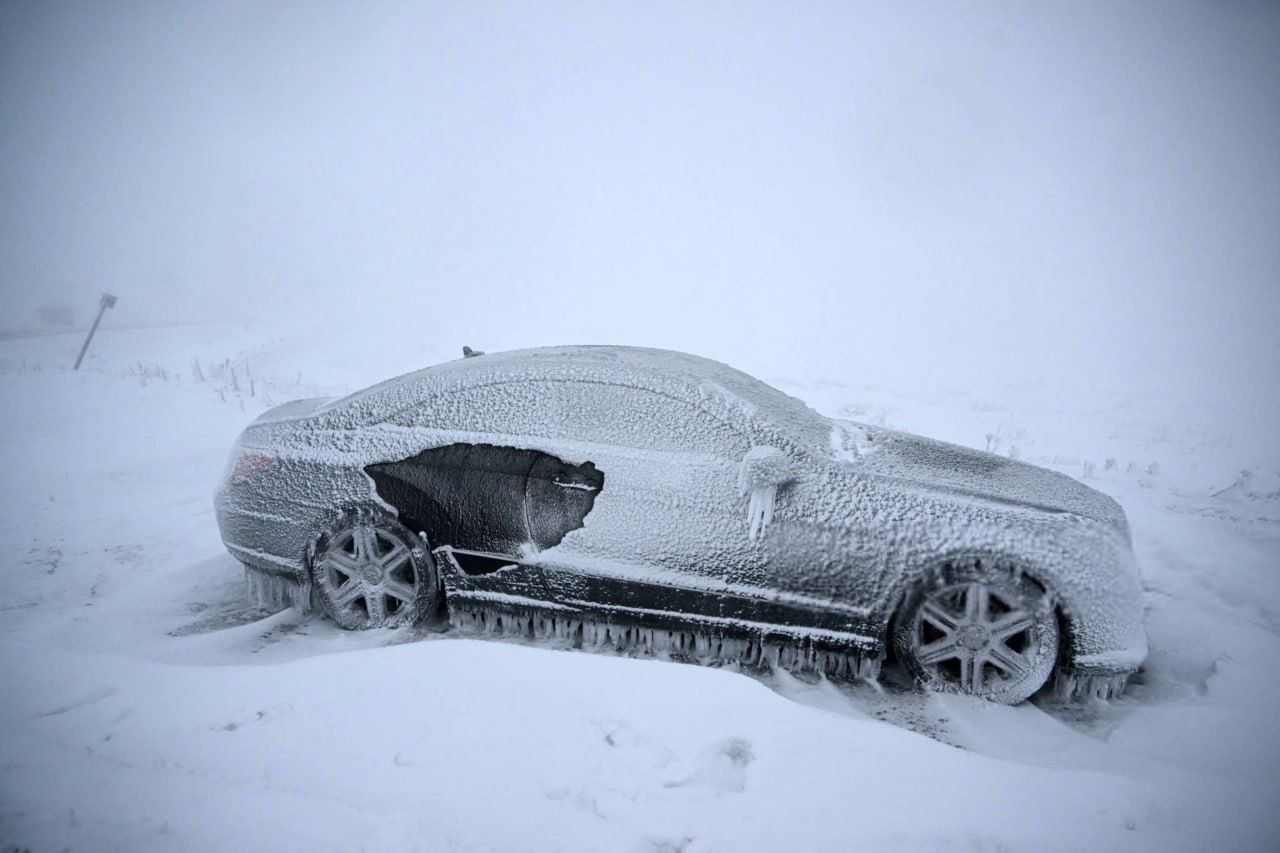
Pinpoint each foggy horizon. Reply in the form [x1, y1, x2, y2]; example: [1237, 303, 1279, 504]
[2, 1, 1277, 404]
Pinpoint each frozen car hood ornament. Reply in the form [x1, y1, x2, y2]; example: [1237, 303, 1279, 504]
[215, 344, 1147, 705]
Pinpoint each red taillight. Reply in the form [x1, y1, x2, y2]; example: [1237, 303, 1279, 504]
[228, 449, 277, 484]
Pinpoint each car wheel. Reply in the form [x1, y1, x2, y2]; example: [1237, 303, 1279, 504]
[310, 509, 440, 630]
[893, 560, 1059, 704]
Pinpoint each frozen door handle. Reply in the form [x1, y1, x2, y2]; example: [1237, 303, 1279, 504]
[553, 474, 599, 492]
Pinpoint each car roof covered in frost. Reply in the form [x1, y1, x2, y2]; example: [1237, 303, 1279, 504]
[322, 345, 835, 451]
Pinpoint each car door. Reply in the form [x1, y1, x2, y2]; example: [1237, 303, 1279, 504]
[525, 381, 767, 622]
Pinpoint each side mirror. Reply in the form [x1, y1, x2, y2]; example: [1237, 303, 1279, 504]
[738, 446, 794, 540]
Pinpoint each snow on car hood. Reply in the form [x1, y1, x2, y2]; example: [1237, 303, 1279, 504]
[841, 422, 1129, 533]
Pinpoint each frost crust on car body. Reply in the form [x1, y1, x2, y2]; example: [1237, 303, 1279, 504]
[216, 345, 1147, 694]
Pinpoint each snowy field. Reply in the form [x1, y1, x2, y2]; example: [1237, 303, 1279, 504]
[1, 323, 1277, 852]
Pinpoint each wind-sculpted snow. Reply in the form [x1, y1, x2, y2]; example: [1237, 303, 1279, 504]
[216, 345, 1147, 682]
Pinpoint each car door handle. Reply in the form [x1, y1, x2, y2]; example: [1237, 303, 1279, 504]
[553, 475, 598, 492]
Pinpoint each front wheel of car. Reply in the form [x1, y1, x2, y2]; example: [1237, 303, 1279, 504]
[893, 560, 1059, 705]
[310, 509, 441, 630]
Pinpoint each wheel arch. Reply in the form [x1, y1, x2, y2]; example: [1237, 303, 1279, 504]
[884, 550, 1071, 698]
[305, 503, 445, 629]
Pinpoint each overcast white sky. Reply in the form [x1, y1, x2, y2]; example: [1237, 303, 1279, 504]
[1, 0, 1277, 403]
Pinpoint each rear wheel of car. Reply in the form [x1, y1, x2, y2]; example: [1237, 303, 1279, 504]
[893, 559, 1059, 705]
[310, 509, 440, 630]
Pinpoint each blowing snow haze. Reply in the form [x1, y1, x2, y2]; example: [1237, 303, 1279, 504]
[1, 1, 1277, 407]
[4, 5, 1280, 850]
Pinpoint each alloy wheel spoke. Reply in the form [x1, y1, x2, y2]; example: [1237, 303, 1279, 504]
[364, 591, 386, 624]
[331, 580, 363, 607]
[353, 526, 377, 562]
[921, 600, 959, 633]
[379, 542, 411, 572]
[957, 655, 977, 691]
[327, 549, 360, 575]
[970, 655, 989, 692]
[990, 612, 1035, 640]
[917, 637, 962, 666]
[987, 643, 1030, 677]
[383, 578, 418, 606]
[965, 582, 988, 623]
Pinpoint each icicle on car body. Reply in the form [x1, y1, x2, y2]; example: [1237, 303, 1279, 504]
[216, 345, 1147, 704]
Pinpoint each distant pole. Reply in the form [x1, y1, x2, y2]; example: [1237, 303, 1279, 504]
[73, 293, 117, 370]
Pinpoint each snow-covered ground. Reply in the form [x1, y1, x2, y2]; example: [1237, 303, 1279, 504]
[2, 324, 1277, 852]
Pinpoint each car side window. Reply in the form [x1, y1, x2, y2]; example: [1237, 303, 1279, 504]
[389, 379, 560, 436]
[556, 381, 751, 456]
[392, 379, 750, 458]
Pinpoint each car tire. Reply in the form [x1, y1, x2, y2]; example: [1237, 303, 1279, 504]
[893, 558, 1059, 705]
[309, 508, 441, 630]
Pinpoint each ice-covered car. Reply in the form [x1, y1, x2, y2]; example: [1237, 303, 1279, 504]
[215, 346, 1146, 704]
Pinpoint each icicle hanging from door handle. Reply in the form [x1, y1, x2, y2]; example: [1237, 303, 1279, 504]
[746, 483, 776, 540]
[739, 446, 793, 541]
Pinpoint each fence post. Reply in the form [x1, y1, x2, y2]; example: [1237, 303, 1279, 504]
[73, 293, 117, 370]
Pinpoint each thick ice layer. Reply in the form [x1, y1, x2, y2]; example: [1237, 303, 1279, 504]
[1053, 668, 1131, 702]
[447, 599, 885, 683]
[245, 567, 311, 613]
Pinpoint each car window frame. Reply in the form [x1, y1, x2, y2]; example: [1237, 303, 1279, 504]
[384, 375, 761, 460]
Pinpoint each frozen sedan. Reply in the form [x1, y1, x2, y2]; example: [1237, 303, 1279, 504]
[215, 346, 1146, 704]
